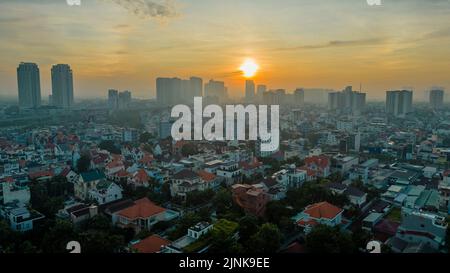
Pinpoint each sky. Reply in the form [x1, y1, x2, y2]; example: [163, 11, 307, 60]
[0, 0, 450, 101]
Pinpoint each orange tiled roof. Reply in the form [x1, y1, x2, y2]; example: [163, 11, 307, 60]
[303, 201, 343, 220]
[133, 169, 149, 183]
[304, 156, 329, 169]
[117, 198, 166, 219]
[297, 218, 318, 227]
[106, 160, 124, 169]
[197, 170, 216, 182]
[131, 235, 171, 253]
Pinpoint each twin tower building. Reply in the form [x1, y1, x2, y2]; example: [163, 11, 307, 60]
[17, 62, 74, 109]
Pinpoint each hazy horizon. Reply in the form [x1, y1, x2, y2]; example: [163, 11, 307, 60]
[1, 0, 449, 100]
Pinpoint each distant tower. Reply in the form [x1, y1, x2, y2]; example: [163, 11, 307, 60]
[51, 64, 74, 108]
[386, 90, 413, 117]
[17, 62, 41, 108]
[245, 80, 255, 103]
[294, 88, 305, 107]
[429, 89, 444, 109]
[108, 89, 119, 109]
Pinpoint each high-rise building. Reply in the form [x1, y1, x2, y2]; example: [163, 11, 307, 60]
[189, 77, 203, 98]
[256, 85, 267, 103]
[118, 90, 132, 109]
[157, 77, 203, 106]
[17, 62, 41, 108]
[245, 80, 255, 103]
[204, 79, 227, 103]
[328, 86, 366, 115]
[386, 90, 413, 117]
[51, 64, 74, 108]
[429, 89, 444, 109]
[294, 88, 305, 107]
[108, 89, 119, 109]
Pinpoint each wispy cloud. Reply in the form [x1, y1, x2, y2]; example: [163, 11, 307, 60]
[105, 0, 178, 20]
[275, 37, 388, 51]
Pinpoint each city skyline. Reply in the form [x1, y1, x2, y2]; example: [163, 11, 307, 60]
[0, 0, 450, 100]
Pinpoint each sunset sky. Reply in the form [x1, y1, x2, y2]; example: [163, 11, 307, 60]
[0, 0, 449, 100]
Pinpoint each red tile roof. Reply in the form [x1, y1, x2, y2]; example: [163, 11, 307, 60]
[304, 156, 329, 169]
[303, 201, 343, 219]
[131, 235, 171, 253]
[117, 198, 166, 220]
[197, 170, 216, 182]
[133, 169, 149, 184]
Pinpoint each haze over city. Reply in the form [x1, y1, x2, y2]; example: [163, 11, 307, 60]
[0, 0, 450, 100]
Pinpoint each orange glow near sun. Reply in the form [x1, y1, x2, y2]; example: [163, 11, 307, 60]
[240, 58, 259, 78]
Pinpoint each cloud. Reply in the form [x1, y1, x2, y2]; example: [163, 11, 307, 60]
[275, 38, 387, 51]
[106, 0, 178, 20]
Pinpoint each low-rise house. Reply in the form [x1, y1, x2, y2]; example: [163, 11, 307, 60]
[128, 169, 150, 188]
[89, 180, 123, 205]
[57, 202, 99, 225]
[1, 179, 30, 205]
[130, 234, 172, 253]
[239, 159, 264, 179]
[394, 208, 447, 251]
[303, 155, 330, 178]
[438, 174, 450, 213]
[162, 221, 213, 253]
[293, 201, 343, 234]
[332, 155, 358, 175]
[231, 184, 270, 217]
[327, 183, 367, 207]
[112, 197, 179, 233]
[0, 203, 45, 232]
[74, 170, 107, 201]
[216, 161, 242, 185]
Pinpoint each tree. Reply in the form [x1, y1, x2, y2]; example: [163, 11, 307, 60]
[185, 189, 215, 207]
[76, 153, 91, 173]
[265, 201, 294, 226]
[305, 225, 355, 253]
[142, 144, 153, 153]
[139, 132, 153, 143]
[208, 219, 241, 254]
[238, 215, 259, 247]
[213, 188, 233, 216]
[181, 143, 198, 157]
[250, 223, 283, 253]
[99, 140, 121, 154]
[41, 220, 78, 253]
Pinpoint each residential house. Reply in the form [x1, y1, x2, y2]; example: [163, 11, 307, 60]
[131, 234, 172, 253]
[88, 180, 123, 205]
[231, 184, 270, 217]
[112, 197, 179, 233]
[292, 201, 343, 234]
[394, 208, 447, 251]
[302, 155, 330, 178]
[0, 204, 45, 232]
[74, 170, 107, 201]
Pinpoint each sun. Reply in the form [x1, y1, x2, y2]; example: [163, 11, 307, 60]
[239, 59, 259, 78]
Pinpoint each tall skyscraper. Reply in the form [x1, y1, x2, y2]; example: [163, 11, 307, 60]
[156, 77, 203, 106]
[294, 88, 305, 107]
[429, 89, 444, 109]
[256, 85, 267, 103]
[327, 86, 366, 115]
[108, 89, 119, 109]
[204, 79, 227, 103]
[189, 77, 203, 98]
[118, 90, 132, 109]
[17, 62, 41, 108]
[51, 64, 74, 108]
[386, 90, 413, 117]
[245, 80, 255, 103]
